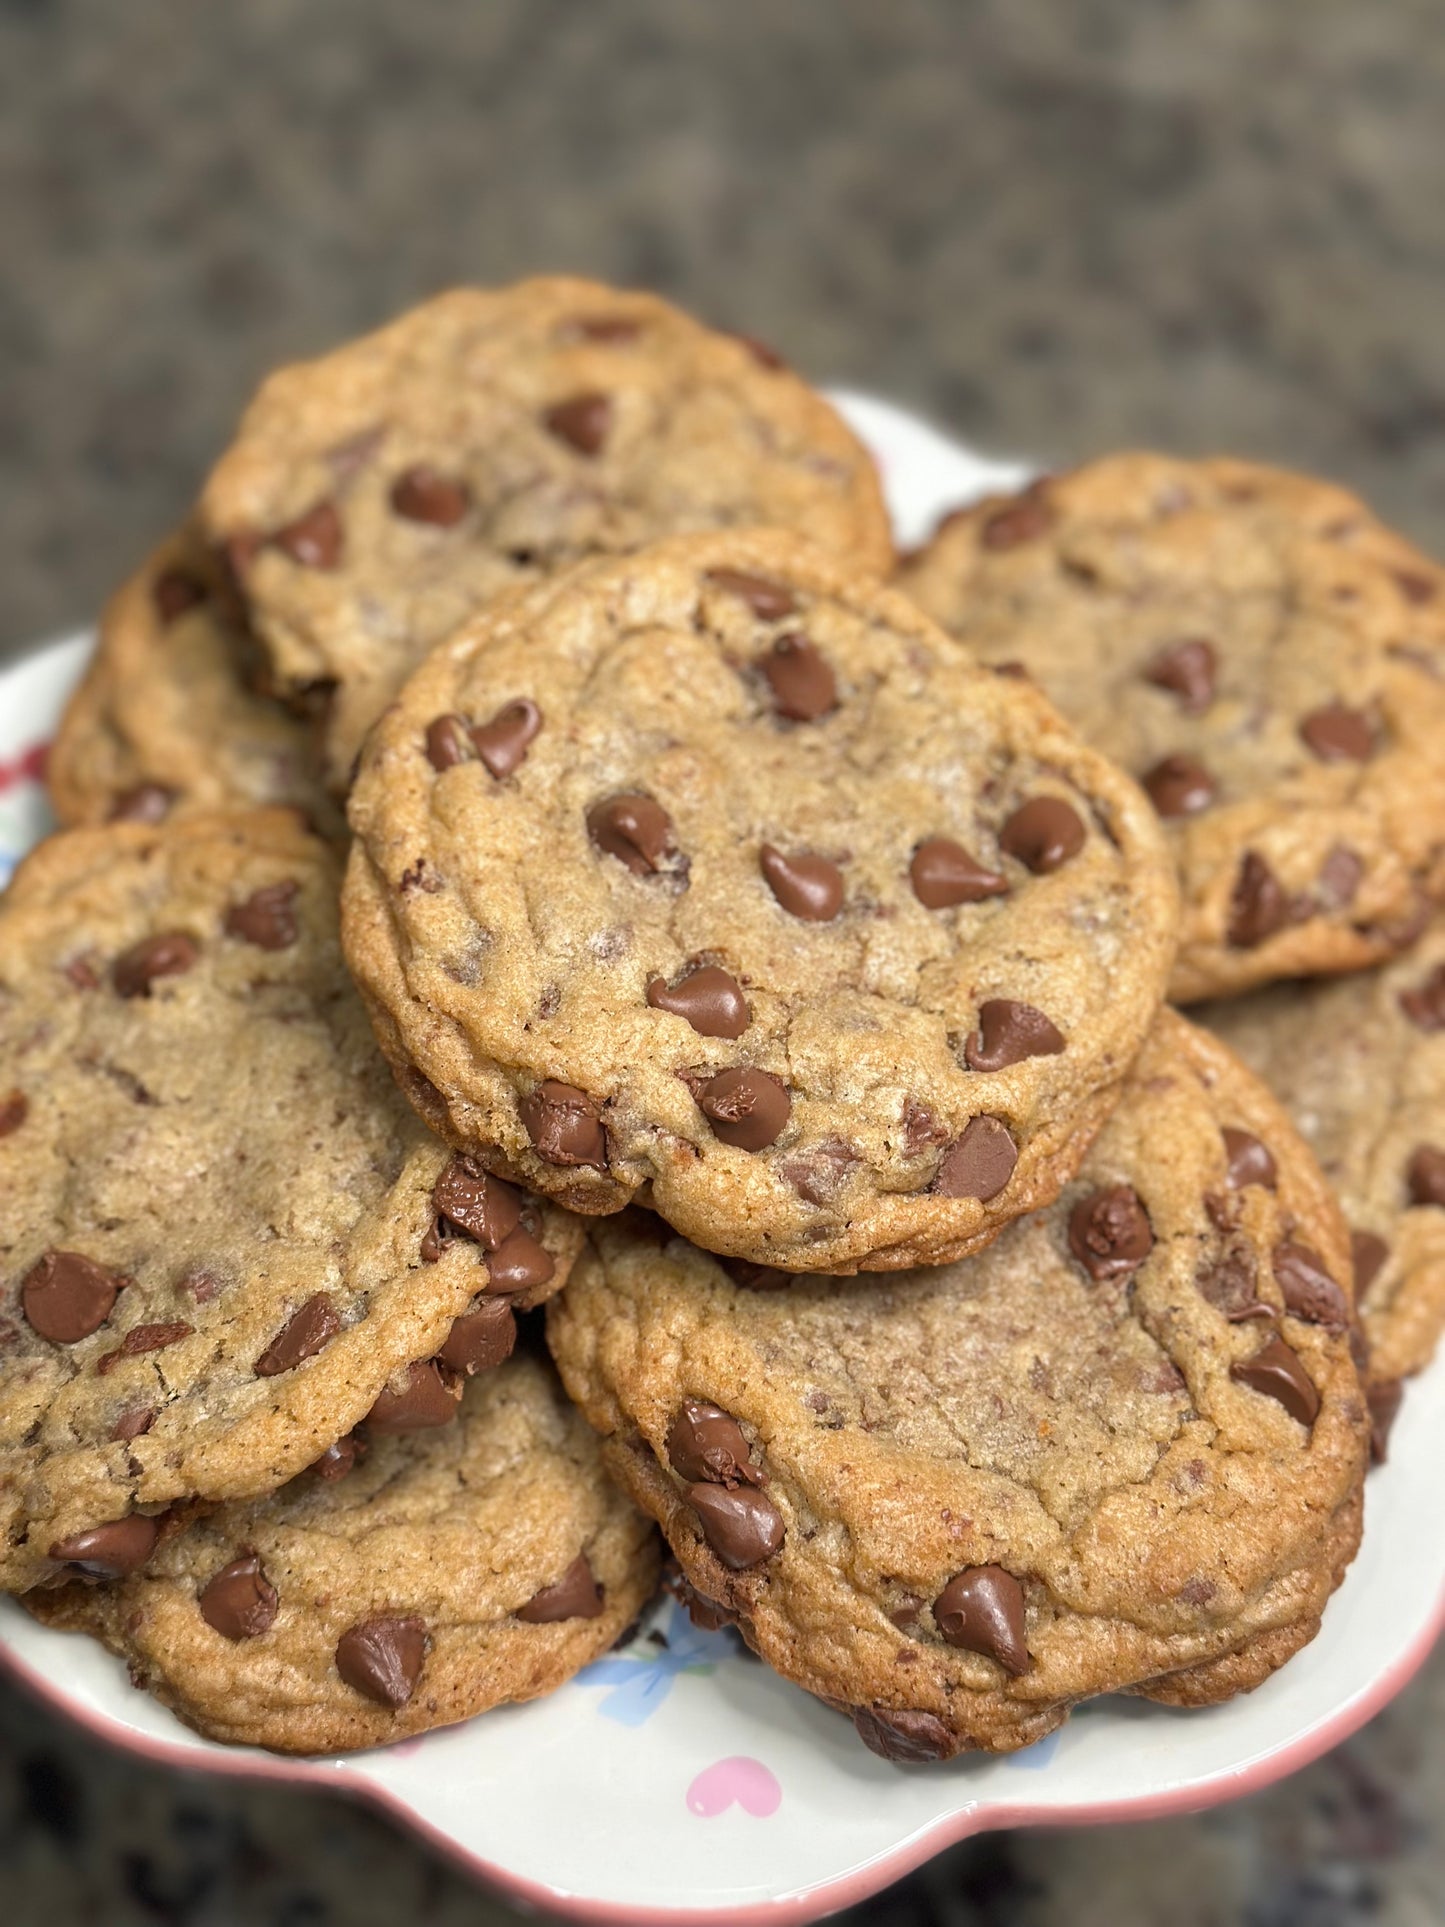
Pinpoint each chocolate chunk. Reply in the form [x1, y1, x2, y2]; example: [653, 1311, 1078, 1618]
[933, 1566, 1030, 1675]
[153, 569, 207, 624]
[254, 1293, 340, 1376]
[425, 714, 475, 771]
[1351, 1229, 1390, 1293]
[224, 880, 300, 951]
[108, 784, 175, 824]
[1407, 1144, 1445, 1206]
[1068, 1185, 1154, 1280]
[1144, 637, 1217, 713]
[1273, 1243, 1348, 1330]
[22, 1250, 123, 1343]
[96, 1321, 193, 1374]
[0, 1090, 28, 1138]
[759, 634, 837, 721]
[273, 501, 343, 570]
[1366, 1378, 1404, 1464]
[697, 1068, 791, 1151]
[933, 1117, 1018, 1201]
[436, 1298, 516, 1376]
[909, 839, 1008, 909]
[1227, 853, 1290, 949]
[647, 966, 750, 1039]
[516, 1553, 605, 1622]
[472, 698, 543, 779]
[759, 844, 844, 920]
[705, 568, 797, 620]
[686, 1483, 785, 1568]
[49, 1514, 159, 1580]
[390, 466, 470, 526]
[1143, 753, 1216, 817]
[1300, 704, 1374, 762]
[112, 931, 199, 998]
[544, 392, 611, 454]
[520, 1081, 607, 1168]
[588, 794, 678, 876]
[1222, 1128, 1277, 1191]
[1230, 1337, 1320, 1426]
[998, 797, 1085, 873]
[366, 1360, 461, 1434]
[199, 1553, 279, 1641]
[964, 999, 1065, 1072]
[487, 1225, 555, 1295]
[852, 1705, 953, 1763]
[1400, 964, 1445, 1033]
[314, 1433, 365, 1481]
[335, 1616, 427, 1707]
[432, 1156, 522, 1249]
[110, 1406, 155, 1442]
[980, 490, 1052, 550]
[667, 1399, 762, 1486]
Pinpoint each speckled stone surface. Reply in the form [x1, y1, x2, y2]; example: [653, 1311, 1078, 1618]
[2, 1, 1444, 1920]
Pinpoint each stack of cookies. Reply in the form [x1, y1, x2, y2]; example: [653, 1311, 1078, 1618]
[3, 278, 1440, 1764]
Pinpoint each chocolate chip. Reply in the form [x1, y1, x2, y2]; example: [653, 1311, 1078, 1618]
[779, 1135, 858, 1204]
[1068, 1185, 1154, 1280]
[390, 466, 470, 526]
[667, 1400, 762, 1486]
[335, 1616, 427, 1707]
[109, 1406, 155, 1442]
[436, 1299, 516, 1376]
[759, 635, 837, 721]
[314, 1433, 365, 1481]
[0, 1090, 27, 1137]
[199, 1553, 279, 1641]
[1351, 1229, 1390, 1292]
[366, 1360, 461, 1435]
[1273, 1243, 1349, 1331]
[520, 1081, 607, 1167]
[1198, 1245, 1272, 1322]
[647, 966, 750, 1039]
[720, 1257, 797, 1291]
[1231, 1337, 1319, 1426]
[254, 1293, 340, 1376]
[544, 392, 611, 454]
[759, 844, 844, 920]
[732, 332, 787, 370]
[704, 568, 797, 620]
[432, 1156, 522, 1249]
[112, 931, 199, 998]
[108, 784, 175, 824]
[697, 1068, 791, 1151]
[22, 1251, 123, 1343]
[1300, 704, 1374, 763]
[489, 1226, 556, 1296]
[1228, 853, 1290, 949]
[96, 1321, 193, 1375]
[223, 881, 300, 951]
[425, 714, 474, 771]
[964, 999, 1065, 1072]
[998, 798, 1085, 873]
[933, 1566, 1030, 1675]
[473, 698, 543, 779]
[980, 491, 1052, 550]
[901, 1098, 948, 1156]
[686, 1483, 785, 1568]
[571, 314, 643, 342]
[1222, 1128, 1277, 1191]
[516, 1553, 605, 1622]
[1399, 964, 1445, 1032]
[49, 1514, 159, 1580]
[1317, 846, 1363, 909]
[1407, 1144, 1445, 1206]
[851, 1705, 953, 1763]
[588, 794, 678, 876]
[1143, 753, 1216, 817]
[273, 502, 343, 570]
[909, 839, 1008, 909]
[1144, 637, 1217, 713]
[933, 1117, 1018, 1200]
[153, 569, 207, 624]
[1367, 1378, 1404, 1464]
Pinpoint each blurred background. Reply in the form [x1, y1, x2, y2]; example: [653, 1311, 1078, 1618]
[2, 1, 1443, 1920]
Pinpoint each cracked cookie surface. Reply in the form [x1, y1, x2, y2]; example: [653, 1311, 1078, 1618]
[897, 454, 1445, 1002]
[343, 529, 1178, 1272]
[0, 813, 580, 1593]
[547, 1011, 1368, 1757]
[200, 278, 893, 788]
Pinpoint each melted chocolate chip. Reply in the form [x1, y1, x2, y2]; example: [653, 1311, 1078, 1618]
[705, 568, 797, 620]
[1300, 704, 1374, 763]
[153, 569, 207, 624]
[980, 490, 1053, 549]
[1400, 964, 1445, 1033]
[1228, 853, 1290, 949]
[314, 1433, 366, 1481]
[273, 501, 343, 570]
[964, 999, 1065, 1072]
[199, 1553, 279, 1641]
[487, 1225, 556, 1295]
[998, 798, 1085, 873]
[901, 1098, 948, 1156]
[108, 784, 175, 824]
[933, 1566, 1030, 1675]
[366, 1360, 460, 1434]
[667, 1400, 762, 1486]
[335, 1615, 427, 1707]
[473, 699, 542, 779]
[224, 881, 300, 950]
[1197, 1245, 1272, 1322]
[909, 839, 1008, 909]
[1351, 1229, 1390, 1292]
[1273, 1242, 1349, 1331]
[436, 1299, 516, 1376]
[1068, 1185, 1154, 1280]
[516, 1553, 605, 1622]
[22, 1251, 123, 1343]
[1222, 1128, 1277, 1191]
[588, 794, 679, 876]
[254, 1293, 340, 1377]
[1231, 1337, 1320, 1426]
[0, 1090, 28, 1138]
[425, 714, 474, 771]
[932, 1117, 1018, 1200]
[544, 392, 612, 454]
[96, 1321, 193, 1375]
[1144, 638, 1217, 713]
[520, 1081, 607, 1168]
[112, 931, 199, 998]
[432, 1156, 522, 1248]
[49, 1514, 159, 1580]
[852, 1705, 953, 1763]
[686, 1483, 785, 1568]
[759, 844, 844, 920]
[647, 966, 750, 1039]
[1407, 1144, 1445, 1206]
[696, 1068, 791, 1151]
[759, 635, 837, 721]
[1143, 753, 1217, 817]
[390, 466, 470, 526]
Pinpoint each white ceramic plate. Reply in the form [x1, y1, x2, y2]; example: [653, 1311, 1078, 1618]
[0, 397, 1440, 1926]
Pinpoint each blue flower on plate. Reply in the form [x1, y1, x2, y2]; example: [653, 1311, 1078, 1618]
[573, 1600, 737, 1728]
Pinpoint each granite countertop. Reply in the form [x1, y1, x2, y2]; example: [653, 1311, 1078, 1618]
[2, 2, 1443, 1921]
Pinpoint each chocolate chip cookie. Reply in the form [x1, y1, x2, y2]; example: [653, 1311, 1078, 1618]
[0, 812, 580, 1594]
[200, 278, 894, 789]
[897, 455, 1445, 1002]
[47, 526, 343, 838]
[548, 1011, 1368, 1758]
[343, 529, 1178, 1273]
[26, 1352, 658, 1753]
[1205, 917, 1445, 1392]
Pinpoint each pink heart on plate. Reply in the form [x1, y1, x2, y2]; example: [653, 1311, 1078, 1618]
[686, 1755, 782, 1819]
